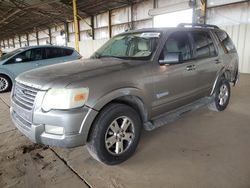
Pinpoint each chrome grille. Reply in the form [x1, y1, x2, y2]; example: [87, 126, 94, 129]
[13, 82, 39, 111]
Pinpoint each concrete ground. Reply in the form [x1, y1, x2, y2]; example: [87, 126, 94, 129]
[0, 74, 250, 188]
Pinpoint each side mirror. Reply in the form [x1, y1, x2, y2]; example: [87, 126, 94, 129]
[159, 52, 183, 65]
[15, 57, 23, 62]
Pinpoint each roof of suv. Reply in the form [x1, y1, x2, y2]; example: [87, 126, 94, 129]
[123, 23, 221, 35]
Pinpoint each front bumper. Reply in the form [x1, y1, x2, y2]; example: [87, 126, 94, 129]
[10, 99, 98, 148]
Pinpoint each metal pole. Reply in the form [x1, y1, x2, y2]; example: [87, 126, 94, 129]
[13, 38, 15, 48]
[18, 35, 22, 47]
[91, 16, 95, 40]
[48, 28, 52, 44]
[204, 0, 207, 24]
[108, 10, 112, 38]
[7, 39, 10, 48]
[36, 31, 39, 45]
[26, 33, 29, 46]
[73, 0, 80, 52]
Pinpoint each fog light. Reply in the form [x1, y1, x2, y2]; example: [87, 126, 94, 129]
[45, 125, 65, 135]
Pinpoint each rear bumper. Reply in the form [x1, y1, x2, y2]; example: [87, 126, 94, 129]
[10, 102, 98, 148]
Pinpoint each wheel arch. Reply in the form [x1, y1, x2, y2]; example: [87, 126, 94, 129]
[210, 67, 232, 95]
[89, 88, 148, 121]
[0, 69, 15, 84]
[85, 88, 149, 142]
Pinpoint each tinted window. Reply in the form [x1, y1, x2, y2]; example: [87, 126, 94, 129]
[45, 47, 63, 59]
[7, 50, 32, 64]
[45, 47, 73, 59]
[31, 48, 44, 61]
[215, 30, 236, 53]
[17, 50, 32, 62]
[161, 31, 192, 61]
[63, 49, 73, 56]
[192, 31, 217, 59]
[0, 49, 24, 61]
[6, 48, 45, 64]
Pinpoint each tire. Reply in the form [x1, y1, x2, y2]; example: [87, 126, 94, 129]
[87, 103, 142, 165]
[0, 75, 12, 93]
[208, 77, 231, 112]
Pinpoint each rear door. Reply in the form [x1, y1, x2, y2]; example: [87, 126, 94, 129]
[214, 30, 238, 82]
[42, 47, 77, 67]
[190, 30, 221, 96]
[152, 31, 199, 116]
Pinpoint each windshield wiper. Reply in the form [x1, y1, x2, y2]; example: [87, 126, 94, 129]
[93, 54, 124, 59]
[98, 55, 123, 59]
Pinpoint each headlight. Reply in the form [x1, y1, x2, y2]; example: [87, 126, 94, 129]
[42, 88, 89, 111]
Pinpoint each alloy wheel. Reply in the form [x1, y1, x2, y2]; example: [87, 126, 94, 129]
[218, 84, 229, 106]
[105, 116, 135, 155]
[0, 77, 8, 92]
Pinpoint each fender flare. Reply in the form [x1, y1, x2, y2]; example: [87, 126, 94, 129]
[89, 87, 147, 112]
[210, 67, 231, 95]
[83, 88, 149, 142]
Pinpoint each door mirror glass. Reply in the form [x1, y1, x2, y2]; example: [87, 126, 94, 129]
[15, 57, 23, 62]
[159, 52, 183, 65]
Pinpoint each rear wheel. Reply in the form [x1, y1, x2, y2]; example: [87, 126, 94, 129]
[209, 77, 231, 111]
[87, 103, 142, 165]
[0, 75, 12, 93]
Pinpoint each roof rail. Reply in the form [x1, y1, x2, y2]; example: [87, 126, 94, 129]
[178, 23, 219, 29]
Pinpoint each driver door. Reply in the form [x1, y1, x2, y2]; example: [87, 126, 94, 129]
[4, 48, 45, 78]
[151, 31, 199, 117]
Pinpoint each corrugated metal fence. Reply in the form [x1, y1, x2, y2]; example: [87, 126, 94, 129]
[221, 24, 250, 74]
[208, 1, 250, 73]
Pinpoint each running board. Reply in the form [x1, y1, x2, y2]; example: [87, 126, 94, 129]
[144, 96, 214, 131]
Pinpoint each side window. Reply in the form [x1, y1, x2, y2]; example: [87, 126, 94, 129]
[208, 34, 217, 57]
[12, 50, 32, 63]
[215, 30, 236, 53]
[161, 31, 192, 61]
[45, 48, 63, 59]
[30, 48, 44, 61]
[192, 31, 217, 59]
[7, 48, 45, 64]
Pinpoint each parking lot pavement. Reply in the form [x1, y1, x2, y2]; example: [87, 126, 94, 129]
[0, 98, 89, 188]
[0, 92, 10, 107]
[1, 74, 250, 188]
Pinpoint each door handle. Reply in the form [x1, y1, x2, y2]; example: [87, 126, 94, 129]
[186, 65, 196, 71]
[35, 63, 40, 67]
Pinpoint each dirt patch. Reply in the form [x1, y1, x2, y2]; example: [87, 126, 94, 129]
[32, 153, 44, 160]
[21, 144, 48, 154]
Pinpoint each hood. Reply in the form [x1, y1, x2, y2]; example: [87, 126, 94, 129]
[16, 58, 130, 90]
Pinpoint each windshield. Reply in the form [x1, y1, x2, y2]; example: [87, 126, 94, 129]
[91, 32, 161, 60]
[0, 49, 24, 61]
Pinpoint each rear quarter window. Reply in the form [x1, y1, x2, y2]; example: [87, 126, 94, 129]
[63, 49, 73, 56]
[45, 47, 62, 59]
[215, 30, 236, 53]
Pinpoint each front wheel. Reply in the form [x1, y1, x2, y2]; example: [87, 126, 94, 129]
[0, 75, 12, 93]
[87, 103, 142, 165]
[209, 77, 231, 111]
